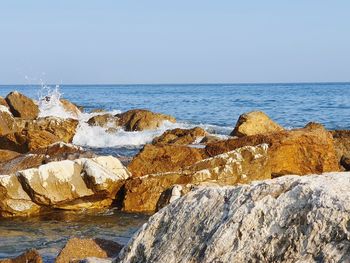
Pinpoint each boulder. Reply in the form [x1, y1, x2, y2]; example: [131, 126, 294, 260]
[0, 132, 28, 153]
[123, 144, 269, 212]
[0, 96, 9, 108]
[87, 114, 118, 128]
[331, 130, 350, 170]
[152, 127, 206, 145]
[230, 111, 283, 137]
[0, 249, 42, 263]
[116, 109, 176, 131]
[5, 91, 39, 119]
[0, 174, 40, 217]
[60, 99, 81, 118]
[56, 238, 122, 263]
[0, 149, 20, 163]
[207, 123, 339, 177]
[118, 172, 350, 263]
[127, 144, 208, 177]
[0, 105, 18, 136]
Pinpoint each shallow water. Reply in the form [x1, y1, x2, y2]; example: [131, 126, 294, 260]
[0, 209, 149, 262]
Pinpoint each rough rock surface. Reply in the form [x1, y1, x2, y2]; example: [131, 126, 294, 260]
[331, 130, 350, 170]
[56, 238, 122, 263]
[0, 96, 9, 108]
[60, 98, 81, 118]
[87, 114, 118, 128]
[0, 132, 28, 153]
[0, 105, 18, 136]
[5, 91, 39, 119]
[0, 149, 20, 163]
[0, 249, 42, 263]
[118, 172, 350, 263]
[152, 127, 206, 145]
[207, 124, 339, 177]
[123, 144, 269, 212]
[128, 144, 208, 177]
[116, 109, 176, 131]
[231, 111, 284, 137]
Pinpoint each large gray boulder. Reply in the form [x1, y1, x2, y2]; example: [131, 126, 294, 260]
[117, 172, 350, 263]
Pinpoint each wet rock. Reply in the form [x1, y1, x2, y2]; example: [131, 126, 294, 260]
[330, 130, 350, 170]
[116, 109, 176, 131]
[5, 91, 39, 119]
[0, 105, 18, 136]
[90, 109, 106, 113]
[0, 174, 40, 217]
[0, 149, 20, 163]
[152, 127, 206, 145]
[199, 134, 222, 144]
[118, 172, 350, 263]
[207, 123, 339, 177]
[230, 111, 283, 137]
[60, 99, 82, 118]
[0, 249, 42, 263]
[87, 114, 118, 128]
[0, 154, 46, 175]
[56, 238, 122, 263]
[127, 144, 208, 177]
[123, 144, 269, 212]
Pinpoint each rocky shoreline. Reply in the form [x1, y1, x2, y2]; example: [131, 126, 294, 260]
[1, 91, 350, 262]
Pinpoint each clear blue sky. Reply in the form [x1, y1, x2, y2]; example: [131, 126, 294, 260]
[0, 1, 349, 84]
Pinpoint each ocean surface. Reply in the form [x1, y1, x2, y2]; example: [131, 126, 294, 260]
[1, 82, 350, 261]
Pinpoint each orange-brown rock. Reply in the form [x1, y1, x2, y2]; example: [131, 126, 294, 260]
[5, 91, 39, 119]
[123, 144, 270, 212]
[56, 238, 122, 263]
[0, 132, 28, 153]
[0, 154, 45, 175]
[128, 144, 208, 177]
[60, 99, 81, 118]
[87, 114, 118, 128]
[330, 130, 350, 165]
[0, 149, 20, 163]
[207, 123, 339, 177]
[0, 249, 42, 263]
[0, 106, 18, 136]
[152, 127, 206, 145]
[231, 111, 283, 137]
[116, 109, 176, 131]
[0, 96, 9, 108]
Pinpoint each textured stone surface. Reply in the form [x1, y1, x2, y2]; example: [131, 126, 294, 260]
[128, 144, 208, 177]
[0, 96, 9, 108]
[207, 124, 339, 177]
[0, 105, 18, 136]
[231, 111, 284, 137]
[331, 130, 350, 170]
[0, 249, 42, 263]
[152, 127, 207, 145]
[87, 114, 118, 128]
[60, 98, 81, 118]
[123, 144, 269, 213]
[0, 149, 20, 163]
[116, 109, 176, 131]
[118, 172, 350, 263]
[56, 238, 122, 263]
[5, 91, 39, 119]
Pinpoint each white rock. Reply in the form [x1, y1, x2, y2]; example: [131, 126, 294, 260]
[117, 172, 350, 263]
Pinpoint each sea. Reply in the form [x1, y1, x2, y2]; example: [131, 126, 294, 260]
[0, 82, 350, 261]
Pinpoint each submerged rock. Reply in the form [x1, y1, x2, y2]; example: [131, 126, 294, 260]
[127, 144, 208, 177]
[116, 109, 176, 131]
[207, 123, 339, 177]
[152, 127, 206, 145]
[5, 91, 39, 119]
[230, 111, 284, 137]
[118, 172, 350, 263]
[123, 144, 269, 212]
[87, 114, 118, 128]
[56, 238, 122, 263]
[0, 249, 42, 263]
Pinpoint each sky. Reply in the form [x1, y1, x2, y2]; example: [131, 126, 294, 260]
[0, 1, 349, 85]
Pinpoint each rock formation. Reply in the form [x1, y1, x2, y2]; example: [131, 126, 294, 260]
[5, 91, 39, 119]
[152, 127, 206, 145]
[0, 106, 18, 136]
[118, 172, 350, 263]
[60, 98, 81, 118]
[231, 111, 284, 137]
[331, 130, 350, 170]
[0, 249, 42, 263]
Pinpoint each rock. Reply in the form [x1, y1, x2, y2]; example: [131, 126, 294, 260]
[56, 238, 122, 263]
[25, 129, 60, 151]
[118, 172, 350, 263]
[199, 134, 222, 144]
[123, 144, 269, 212]
[207, 123, 339, 177]
[116, 109, 176, 131]
[341, 156, 350, 171]
[230, 111, 283, 137]
[0, 142, 95, 175]
[0, 132, 28, 153]
[22, 117, 78, 143]
[127, 144, 208, 177]
[0, 249, 42, 263]
[60, 99, 81, 118]
[91, 109, 106, 113]
[0, 174, 40, 217]
[0, 149, 20, 163]
[0, 105, 18, 136]
[0, 96, 9, 108]
[87, 114, 118, 128]
[331, 130, 350, 169]
[152, 127, 206, 145]
[5, 91, 39, 119]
